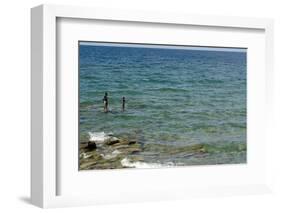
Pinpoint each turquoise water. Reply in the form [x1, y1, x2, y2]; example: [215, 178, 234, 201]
[79, 43, 247, 166]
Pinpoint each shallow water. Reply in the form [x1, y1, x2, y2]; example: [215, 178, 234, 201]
[79, 43, 247, 168]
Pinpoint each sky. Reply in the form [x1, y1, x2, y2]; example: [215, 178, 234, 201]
[79, 41, 247, 53]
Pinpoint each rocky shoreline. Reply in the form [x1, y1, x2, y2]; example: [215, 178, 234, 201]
[79, 133, 247, 170]
[79, 134, 144, 170]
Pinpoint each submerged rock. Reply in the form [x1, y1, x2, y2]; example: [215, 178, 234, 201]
[87, 141, 97, 150]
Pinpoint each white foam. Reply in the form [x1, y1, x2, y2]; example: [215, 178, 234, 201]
[88, 132, 112, 143]
[121, 158, 174, 169]
[101, 150, 122, 160]
[80, 153, 92, 159]
[112, 150, 121, 155]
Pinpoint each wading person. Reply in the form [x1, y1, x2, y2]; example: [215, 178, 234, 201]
[103, 92, 109, 112]
[122, 96, 126, 111]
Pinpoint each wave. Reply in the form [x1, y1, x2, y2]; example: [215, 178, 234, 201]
[88, 131, 113, 143]
[121, 158, 175, 169]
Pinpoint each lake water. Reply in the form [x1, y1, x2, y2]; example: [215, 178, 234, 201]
[79, 43, 247, 169]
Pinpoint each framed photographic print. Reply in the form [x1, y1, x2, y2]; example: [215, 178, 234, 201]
[78, 41, 247, 170]
[31, 4, 274, 208]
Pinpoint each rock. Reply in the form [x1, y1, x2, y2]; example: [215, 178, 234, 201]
[126, 147, 142, 154]
[107, 132, 114, 136]
[79, 134, 144, 170]
[105, 137, 120, 145]
[111, 138, 135, 146]
[130, 156, 144, 162]
[128, 140, 137, 145]
[87, 141, 97, 150]
[118, 144, 142, 154]
[112, 144, 130, 149]
[79, 161, 97, 170]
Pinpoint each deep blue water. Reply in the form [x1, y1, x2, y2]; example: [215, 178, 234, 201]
[79, 43, 247, 166]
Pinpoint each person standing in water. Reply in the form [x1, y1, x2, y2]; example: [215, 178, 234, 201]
[122, 96, 126, 111]
[103, 92, 109, 112]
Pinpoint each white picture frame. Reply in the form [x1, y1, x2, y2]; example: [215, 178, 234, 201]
[31, 4, 274, 208]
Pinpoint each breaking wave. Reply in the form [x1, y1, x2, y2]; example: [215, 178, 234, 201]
[88, 131, 113, 143]
[121, 158, 175, 169]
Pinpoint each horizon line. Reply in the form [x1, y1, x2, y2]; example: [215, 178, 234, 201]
[79, 41, 247, 53]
